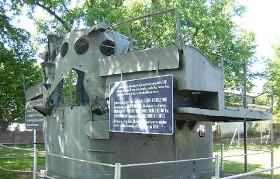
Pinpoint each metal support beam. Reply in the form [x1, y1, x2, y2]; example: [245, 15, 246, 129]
[242, 63, 248, 173]
[175, 8, 183, 49]
[215, 155, 220, 178]
[242, 63, 247, 109]
[220, 144, 224, 177]
[271, 149, 274, 179]
[33, 130, 37, 179]
[243, 120, 247, 173]
[114, 163, 121, 179]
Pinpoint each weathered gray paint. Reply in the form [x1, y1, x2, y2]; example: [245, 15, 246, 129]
[25, 83, 43, 101]
[44, 106, 212, 178]
[25, 24, 271, 179]
[176, 107, 272, 122]
[99, 46, 180, 76]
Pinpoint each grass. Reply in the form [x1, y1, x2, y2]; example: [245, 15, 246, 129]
[222, 160, 280, 179]
[0, 143, 278, 178]
[223, 160, 262, 173]
[0, 144, 45, 179]
[214, 142, 280, 178]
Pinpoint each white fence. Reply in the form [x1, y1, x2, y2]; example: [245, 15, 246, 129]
[0, 143, 279, 179]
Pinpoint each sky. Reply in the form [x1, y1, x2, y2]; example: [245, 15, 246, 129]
[15, 0, 280, 93]
[236, 0, 280, 59]
[234, 0, 280, 93]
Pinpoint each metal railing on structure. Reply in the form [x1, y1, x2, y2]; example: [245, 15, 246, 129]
[0, 143, 279, 179]
[112, 8, 183, 51]
[46, 151, 215, 178]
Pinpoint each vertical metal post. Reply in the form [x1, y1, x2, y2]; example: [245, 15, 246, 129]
[220, 144, 224, 171]
[126, 25, 134, 51]
[243, 118, 247, 173]
[270, 88, 274, 113]
[260, 130, 263, 145]
[220, 58, 225, 98]
[33, 130, 37, 179]
[242, 63, 247, 109]
[114, 163, 121, 179]
[215, 155, 220, 179]
[220, 58, 224, 77]
[271, 122, 274, 143]
[243, 63, 248, 173]
[175, 8, 182, 49]
[156, 60, 159, 75]
[270, 88, 274, 178]
[148, 16, 157, 47]
[237, 130, 240, 146]
[270, 88, 274, 143]
[271, 149, 274, 179]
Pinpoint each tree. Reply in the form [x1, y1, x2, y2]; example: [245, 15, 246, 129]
[268, 44, 280, 123]
[0, 1, 42, 130]
[21, 0, 256, 90]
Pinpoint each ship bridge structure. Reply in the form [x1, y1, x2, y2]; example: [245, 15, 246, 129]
[25, 9, 272, 179]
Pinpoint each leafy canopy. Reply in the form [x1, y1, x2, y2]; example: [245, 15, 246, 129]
[0, 1, 42, 129]
[0, 0, 258, 129]
[268, 44, 280, 123]
[22, 0, 255, 89]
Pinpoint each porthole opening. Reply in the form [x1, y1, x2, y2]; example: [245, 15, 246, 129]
[99, 40, 115, 56]
[60, 42, 69, 57]
[74, 38, 89, 55]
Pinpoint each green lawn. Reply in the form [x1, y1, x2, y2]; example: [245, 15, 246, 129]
[214, 143, 280, 178]
[221, 160, 280, 179]
[0, 143, 279, 178]
[0, 144, 45, 179]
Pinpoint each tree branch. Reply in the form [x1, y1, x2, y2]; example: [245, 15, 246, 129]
[34, 2, 70, 30]
[61, 1, 70, 13]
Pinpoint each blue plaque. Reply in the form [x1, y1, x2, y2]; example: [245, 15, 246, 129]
[109, 75, 173, 135]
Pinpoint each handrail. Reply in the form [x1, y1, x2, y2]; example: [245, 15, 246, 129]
[0, 166, 54, 179]
[222, 151, 269, 159]
[112, 8, 176, 28]
[45, 152, 115, 167]
[121, 156, 215, 168]
[0, 144, 34, 152]
[1, 143, 277, 179]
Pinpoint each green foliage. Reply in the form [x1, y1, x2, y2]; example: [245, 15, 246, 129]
[21, 0, 256, 68]
[0, 48, 42, 130]
[85, 0, 126, 26]
[255, 94, 270, 106]
[225, 95, 243, 107]
[63, 70, 78, 105]
[7, 0, 258, 125]
[21, 0, 256, 78]
[0, 1, 33, 59]
[268, 44, 280, 123]
[0, 144, 45, 179]
[223, 160, 262, 174]
[0, 1, 42, 130]
[85, 0, 255, 88]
